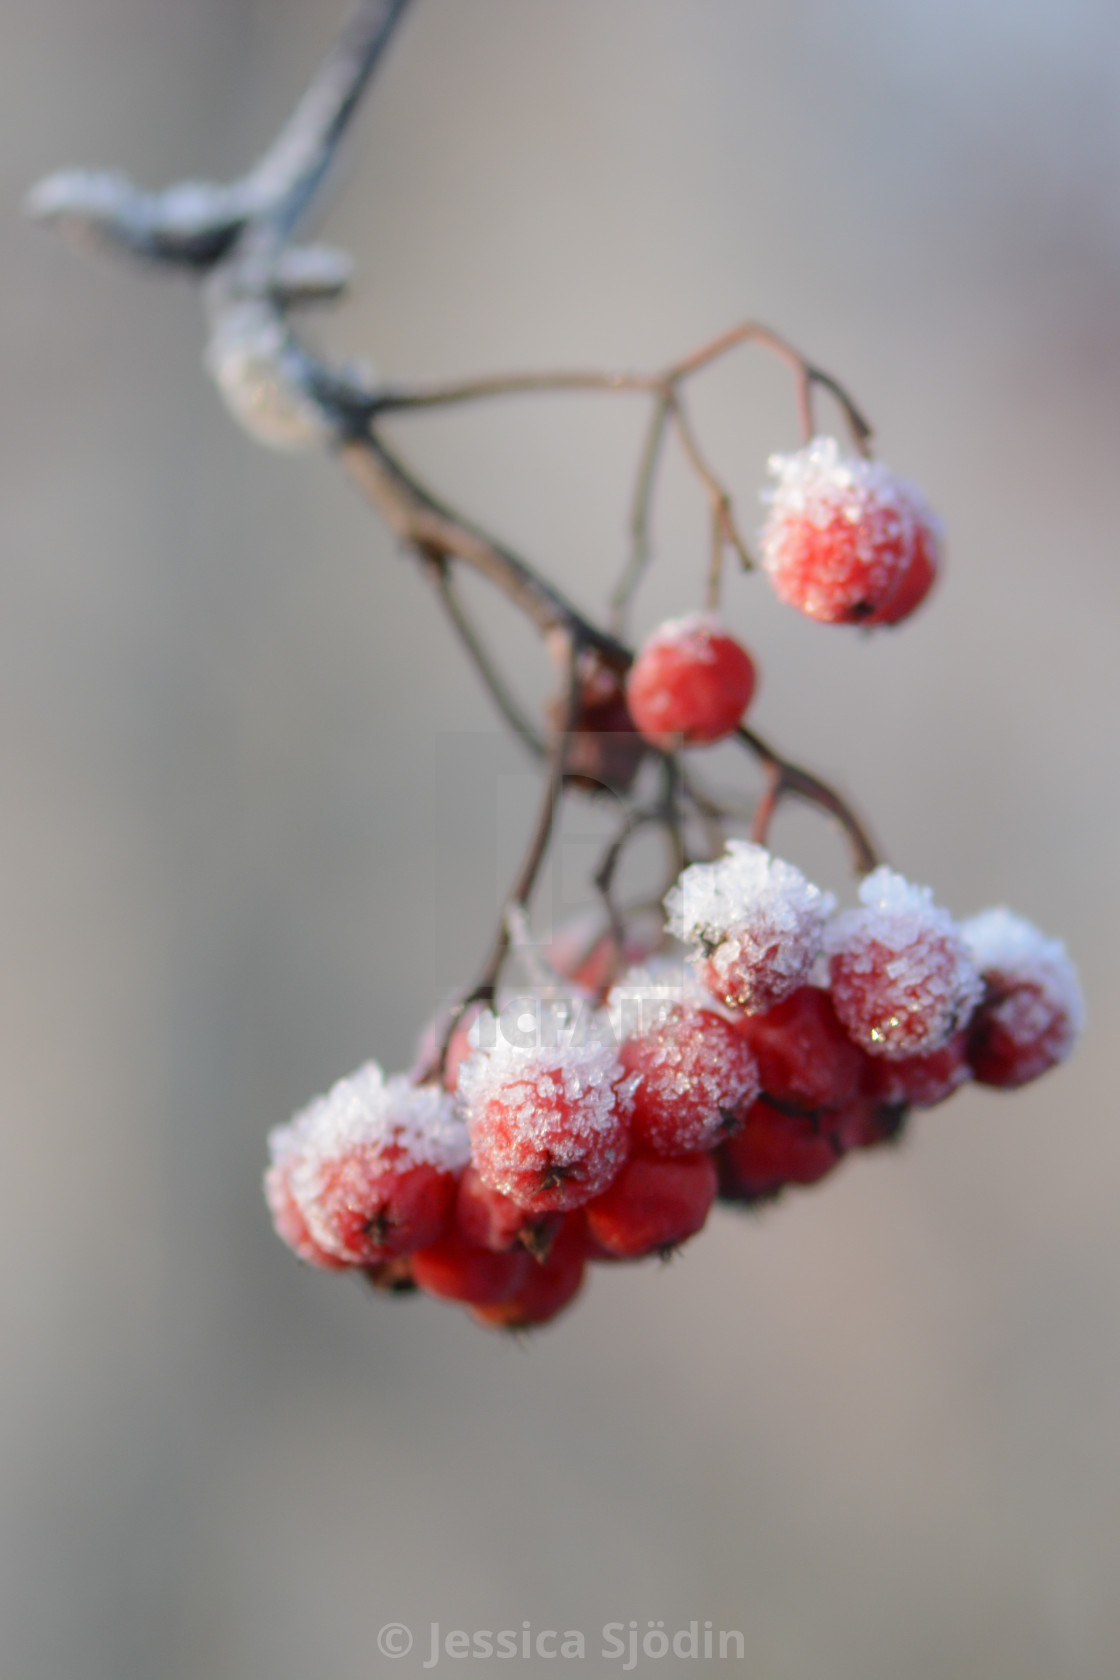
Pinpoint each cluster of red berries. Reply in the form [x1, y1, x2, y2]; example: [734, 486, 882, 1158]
[265, 845, 1081, 1332]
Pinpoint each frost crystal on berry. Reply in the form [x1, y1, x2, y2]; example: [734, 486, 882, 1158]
[960, 908, 1083, 1087]
[825, 868, 982, 1060]
[266, 1062, 469, 1265]
[665, 840, 835, 1013]
[458, 1004, 634, 1213]
[759, 436, 941, 625]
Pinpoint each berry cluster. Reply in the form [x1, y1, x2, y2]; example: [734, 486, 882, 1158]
[266, 847, 1081, 1333]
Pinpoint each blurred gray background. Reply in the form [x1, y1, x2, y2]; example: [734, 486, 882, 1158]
[3, 2, 1119, 1677]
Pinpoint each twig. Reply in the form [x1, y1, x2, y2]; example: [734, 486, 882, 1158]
[426, 554, 545, 758]
[736, 724, 881, 875]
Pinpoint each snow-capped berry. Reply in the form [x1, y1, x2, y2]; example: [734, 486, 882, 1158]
[760, 436, 942, 626]
[736, 984, 863, 1113]
[616, 1003, 759, 1156]
[625, 614, 756, 748]
[264, 1132, 351, 1271]
[472, 1218, 589, 1330]
[960, 908, 1083, 1088]
[410, 1227, 531, 1306]
[716, 1098, 842, 1203]
[666, 840, 835, 1014]
[266, 1062, 470, 1266]
[826, 868, 982, 1060]
[458, 1005, 633, 1214]
[584, 1152, 718, 1259]
[859, 1029, 971, 1108]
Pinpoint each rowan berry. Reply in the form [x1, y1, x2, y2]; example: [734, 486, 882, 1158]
[859, 1028, 971, 1108]
[410, 1227, 531, 1306]
[825, 868, 982, 1060]
[583, 1152, 718, 1259]
[760, 436, 942, 626]
[625, 613, 756, 748]
[453, 1163, 562, 1259]
[666, 840, 834, 1014]
[458, 1006, 633, 1214]
[265, 1062, 469, 1266]
[961, 908, 1083, 1088]
[615, 1001, 759, 1156]
[716, 1098, 841, 1203]
[472, 1217, 589, 1330]
[735, 984, 862, 1113]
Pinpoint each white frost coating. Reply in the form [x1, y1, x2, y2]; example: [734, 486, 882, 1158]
[962, 908, 1084, 1038]
[826, 867, 982, 1058]
[206, 301, 330, 451]
[667, 840, 833, 945]
[641, 611, 727, 660]
[269, 1060, 470, 1180]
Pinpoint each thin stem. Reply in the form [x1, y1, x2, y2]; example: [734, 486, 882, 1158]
[426, 554, 545, 758]
[610, 392, 672, 635]
[736, 724, 880, 874]
[459, 633, 582, 1011]
[665, 393, 754, 609]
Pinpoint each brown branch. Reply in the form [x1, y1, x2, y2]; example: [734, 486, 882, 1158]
[425, 554, 545, 758]
[736, 724, 881, 875]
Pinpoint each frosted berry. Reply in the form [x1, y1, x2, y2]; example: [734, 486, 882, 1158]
[760, 436, 942, 625]
[666, 840, 834, 1014]
[472, 1217, 589, 1330]
[615, 1001, 759, 1156]
[625, 613, 756, 749]
[736, 984, 862, 1113]
[264, 1142, 351, 1271]
[458, 1006, 633, 1214]
[265, 1062, 470, 1266]
[716, 1098, 841, 1203]
[584, 1152, 718, 1259]
[961, 908, 1083, 1088]
[826, 868, 982, 1060]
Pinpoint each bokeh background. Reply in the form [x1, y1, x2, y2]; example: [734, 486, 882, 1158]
[4, 3, 1119, 1676]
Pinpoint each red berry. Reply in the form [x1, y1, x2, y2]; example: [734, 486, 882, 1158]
[828, 1095, 910, 1151]
[616, 1002, 759, 1156]
[859, 1029, 971, 1108]
[825, 868, 982, 1060]
[716, 1098, 841, 1203]
[547, 651, 646, 793]
[736, 984, 862, 1113]
[961, 908, 1083, 1088]
[411, 1227, 531, 1306]
[625, 614, 756, 749]
[584, 1152, 718, 1259]
[265, 1063, 470, 1266]
[264, 1151, 351, 1271]
[458, 1011, 633, 1214]
[666, 840, 834, 1014]
[760, 437, 941, 626]
[472, 1218, 589, 1330]
[454, 1164, 562, 1259]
